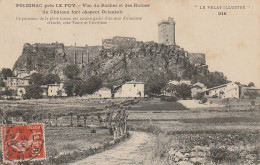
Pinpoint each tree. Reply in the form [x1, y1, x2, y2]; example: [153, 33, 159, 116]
[194, 92, 204, 100]
[175, 84, 191, 99]
[244, 90, 259, 99]
[32, 113, 39, 123]
[78, 81, 88, 96]
[85, 76, 102, 94]
[29, 73, 44, 85]
[3, 87, 13, 96]
[55, 114, 61, 127]
[23, 85, 43, 99]
[0, 78, 5, 87]
[69, 112, 74, 127]
[145, 74, 167, 95]
[63, 64, 80, 79]
[22, 112, 32, 123]
[64, 80, 74, 96]
[73, 80, 82, 96]
[1, 68, 13, 80]
[247, 82, 255, 87]
[44, 74, 60, 84]
[76, 114, 81, 127]
[83, 114, 88, 127]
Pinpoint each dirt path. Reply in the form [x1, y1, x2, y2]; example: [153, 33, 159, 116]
[70, 131, 155, 165]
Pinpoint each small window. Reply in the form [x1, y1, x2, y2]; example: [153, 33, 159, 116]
[134, 85, 136, 87]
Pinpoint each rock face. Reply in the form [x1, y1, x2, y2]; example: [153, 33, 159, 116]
[168, 146, 209, 165]
[13, 43, 102, 76]
[13, 41, 224, 87]
[91, 42, 197, 84]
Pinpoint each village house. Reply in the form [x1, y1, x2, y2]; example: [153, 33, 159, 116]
[204, 82, 239, 99]
[17, 85, 48, 97]
[190, 82, 207, 98]
[240, 86, 260, 98]
[41, 85, 48, 96]
[168, 79, 191, 86]
[13, 69, 37, 78]
[180, 80, 191, 86]
[168, 80, 180, 86]
[6, 77, 30, 90]
[114, 81, 144, 98]
[17, 85, 27, 96]
[48, 83, 67, 97]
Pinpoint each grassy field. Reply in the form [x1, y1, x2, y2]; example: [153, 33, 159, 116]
[0, 97, 124, 164]
[0, 126, 114, 164]
[45, 127, 113, 157]
[129, 98, 188, 111]
[128, 98, 260, 164]
[0, 97, 259, 164]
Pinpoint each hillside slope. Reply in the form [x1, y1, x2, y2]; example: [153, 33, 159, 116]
[13, 42, 228, 88]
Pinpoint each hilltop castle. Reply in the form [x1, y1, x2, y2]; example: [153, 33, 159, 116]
[14, 17, 207, 77]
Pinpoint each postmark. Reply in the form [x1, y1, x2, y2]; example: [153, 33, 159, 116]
[1, 124, 46, 162]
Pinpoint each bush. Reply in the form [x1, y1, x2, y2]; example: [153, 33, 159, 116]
[212, 94, 218, 98]
[77, 124, 83, 127]
[109, 127, 114, 135]
[194, 92, 204, 100]
[209, 147, 240, 163]
[91, 128, 96, 133]
[160, 96, 177, 102]
[244, 90, 260, 99]
[201, 97, 208, 104]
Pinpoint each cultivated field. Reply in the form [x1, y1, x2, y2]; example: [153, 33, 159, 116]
[0, 97, 128, 164]
[128, 98, 260, 164]
[0, 97, 259, 164]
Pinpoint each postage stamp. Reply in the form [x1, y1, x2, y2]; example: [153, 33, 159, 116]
[1, 124, 46, 162]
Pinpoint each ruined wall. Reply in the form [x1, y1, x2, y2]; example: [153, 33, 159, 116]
[64, 46, 102, 64]
[13, 43, 102, 74]
[103, 36, 137, 49]
[188, 53, 206, 66]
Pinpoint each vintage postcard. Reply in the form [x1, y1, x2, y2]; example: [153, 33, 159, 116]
[0, 0, 259, 164]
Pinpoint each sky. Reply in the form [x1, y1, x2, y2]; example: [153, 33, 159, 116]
[0, 0, 259, 87]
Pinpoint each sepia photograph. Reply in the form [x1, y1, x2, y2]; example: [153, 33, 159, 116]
[0, 0, 259, 164]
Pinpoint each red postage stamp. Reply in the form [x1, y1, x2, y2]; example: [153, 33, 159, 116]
[1, 124, 46, 162]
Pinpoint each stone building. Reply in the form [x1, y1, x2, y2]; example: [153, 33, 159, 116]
[6, 77, 30, 91]
[102, 36, 137, 49]
[114, 81, 144, 98]
[204, 82, 239, 99]
[190, 82, 207, 98]
[240, 86, 260, 98]
[47, 83, 67, 97]
[158, 17, 176, 45]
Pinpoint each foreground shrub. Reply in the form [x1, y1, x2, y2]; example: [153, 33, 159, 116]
[194, 92, 204, 100]
[91, 128, 96, 133]
[129, 124, 163, 134]
[201, 97, 208, 104]
[160, 96, 177, 102]
[209, 147, 240, 163]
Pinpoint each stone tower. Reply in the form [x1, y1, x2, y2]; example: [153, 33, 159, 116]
[158, 17, 176, 45]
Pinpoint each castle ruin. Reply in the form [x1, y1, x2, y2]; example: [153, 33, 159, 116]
[158, 17, 176, 45]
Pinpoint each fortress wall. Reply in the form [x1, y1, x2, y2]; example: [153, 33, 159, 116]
[64, 46, 102, 64]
